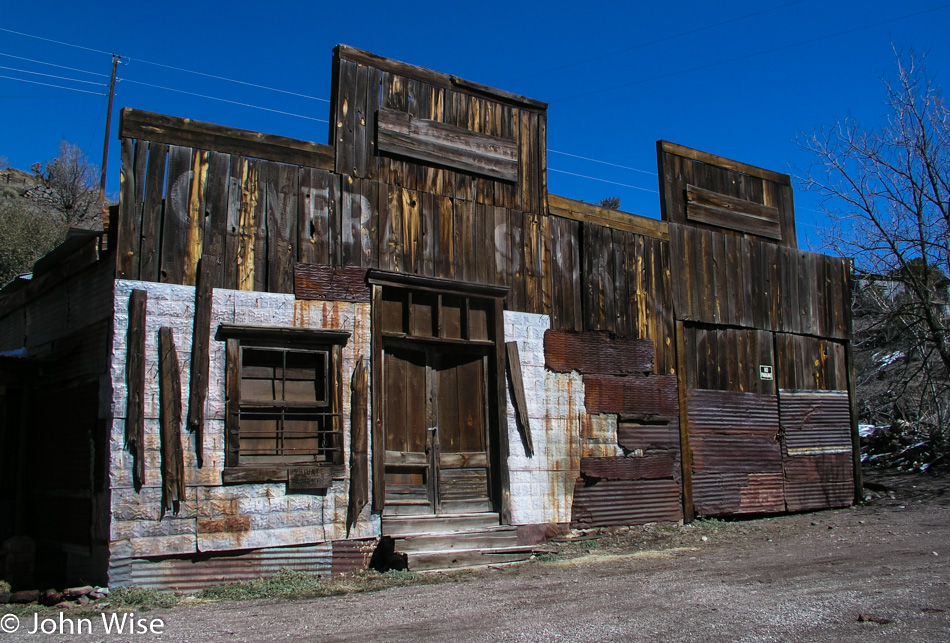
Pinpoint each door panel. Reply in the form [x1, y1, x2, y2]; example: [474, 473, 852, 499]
[383, 344, 491, 514]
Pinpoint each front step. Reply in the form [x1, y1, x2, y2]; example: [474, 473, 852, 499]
[381, 512, 502, 536]
[379, 513, 536, 572]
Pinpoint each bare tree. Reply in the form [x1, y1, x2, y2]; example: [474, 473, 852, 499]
[799, 50, 950, 465]
[31, 141, 102, 225]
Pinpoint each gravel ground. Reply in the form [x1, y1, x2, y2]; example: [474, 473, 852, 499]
[3, 469, 948, 642]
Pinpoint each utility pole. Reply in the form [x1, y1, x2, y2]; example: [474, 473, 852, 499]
[99, 54, 120, 199]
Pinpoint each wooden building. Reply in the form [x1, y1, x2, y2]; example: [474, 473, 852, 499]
[0, 45, 859, 589]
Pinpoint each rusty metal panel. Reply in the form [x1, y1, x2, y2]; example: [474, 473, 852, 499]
[687, 390, 779, 434]
[617, 421, 680, 452]
[109, 541, 340, 590]
[571, 479, 683, 527]
[780, 390, 852, 454]
[784, 453, 854, 512]
[580, 453, 677, 481]
[583, 374, 678, 416]
[544, 330, 655, 375]
[691, 434, 783, 473]
[331, 539, 376, 574]
[692, 472, 785, 516]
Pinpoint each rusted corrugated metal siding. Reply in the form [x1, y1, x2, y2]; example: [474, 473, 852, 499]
[688, 390, 785, 516]
[571, 479, 683, 527]
[692, 472, 785, 515]
[108, 541, 359, 591]
[331, 539, 376, 574]
[784, 452, 854, 512]
[780, 390, 852, 453]
[617, 421, 680, 452]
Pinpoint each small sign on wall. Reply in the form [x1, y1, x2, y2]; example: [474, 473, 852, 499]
[759, 365, 774, 381]
[288, 467, 332, 494]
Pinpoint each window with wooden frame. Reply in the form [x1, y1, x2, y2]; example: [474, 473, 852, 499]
[217, 325, 349, 485]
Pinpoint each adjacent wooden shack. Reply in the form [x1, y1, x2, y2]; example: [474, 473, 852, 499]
[0, 45, 858, 590]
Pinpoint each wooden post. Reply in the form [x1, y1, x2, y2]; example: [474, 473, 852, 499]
[158, 327, 185, 518]
[674, 320, 695, 522]
[126, 289, 147, 490]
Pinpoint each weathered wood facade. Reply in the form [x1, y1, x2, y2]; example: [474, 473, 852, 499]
[0, 45, 857, 589]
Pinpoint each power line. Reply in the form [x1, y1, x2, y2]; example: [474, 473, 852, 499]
[118, 78, 329, 123]
[548, 149, 657, 176]
[0, 74, 106, 95]
[1, 27, 330, 103]
[554, 3, 950, 104]
[549, 168, 658, 193]
[128, 58, 330, 103]
[0, 27, 114, 56]
[0, 64, 107, 87]
[508, 0, 809, 83]
[0, 52, 110, 77]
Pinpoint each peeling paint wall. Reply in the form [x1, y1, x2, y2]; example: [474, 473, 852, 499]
[504, 311, 585, 526]
[108, 280, 378, 574]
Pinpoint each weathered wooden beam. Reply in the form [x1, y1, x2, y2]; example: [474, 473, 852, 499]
[294, 264, 370, 302]
[125, 289, 147, 491]
[544, 330, 655, 375]
[505, 341, 534, 457]
[335, 45, 548, 110]
[158, 327, 185, 518]
[119, 108, 334, 170]
[347, 358, 369, 536]
[686, 184, 782, 240]
[658, 140, 791, 185]
[674, 320, 695, 522]
[377, 108, 518, 182]
[187, 255, 220, 467]
[548, 194, 670, 241]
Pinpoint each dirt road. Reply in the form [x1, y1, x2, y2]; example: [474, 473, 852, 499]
[5, 470, 949, 641]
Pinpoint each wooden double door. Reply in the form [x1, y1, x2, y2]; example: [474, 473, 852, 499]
[383, 341, 492, 515]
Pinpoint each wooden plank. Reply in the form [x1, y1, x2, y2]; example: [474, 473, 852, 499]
[507, 209, 525, 311]
[186, 255, 220, 468]
[519, 111, 540, 215]
[353, 62, 371, 178]
[125, 289, 147, 491]
[183, 150, 209, 286]
[377, 107, 519, 182]
[120, 107, 333, 169]
[235, 159, 263, 291]
[158, 145, 193, 284]
[405, 79, 426, 192]
[494, 299, 512, 524]
[202, 151, 230, 282]
[686, 202, 782, 242]
[297, 167, 330, 265]
[421, 192, 436, 278]
[221, 155, 242, 290]
[492, 205, 508, 288]
[505, 341, 534, 457]
[676, 322, 695, 521]
[658, 140, 791, 185]
[266, 163, 297, 292]
[387, 184, 404, 272]
[158, 327, 185, 518]
[335, 44, 548, 110]
[371, 286, 385, 512]
[341, 176, 360, 266]
[436, 196, 455, 279]
[402, 188, 422, 274]
[116, 137, 139, 279]
[455, 198, 475, 282]
[549, 194, 669, 241]
[362, 179, 379, 269]
[347, 358, 369, 535]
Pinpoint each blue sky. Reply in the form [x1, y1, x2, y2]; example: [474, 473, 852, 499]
[2, 1, 948, 251]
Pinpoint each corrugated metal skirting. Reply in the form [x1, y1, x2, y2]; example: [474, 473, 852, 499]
[108, 540, 375, 591]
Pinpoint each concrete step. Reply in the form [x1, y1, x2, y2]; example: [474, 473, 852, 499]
[381, 512, 500, 536]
